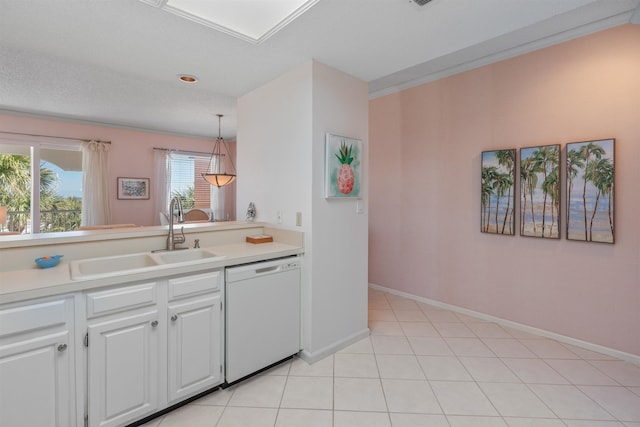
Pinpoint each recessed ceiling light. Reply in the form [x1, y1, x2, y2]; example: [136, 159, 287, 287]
[178, 74, 198, 83]
[140, 0, 320, 44]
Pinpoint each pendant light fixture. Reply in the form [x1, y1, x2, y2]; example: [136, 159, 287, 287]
[202, 114, 236, 187]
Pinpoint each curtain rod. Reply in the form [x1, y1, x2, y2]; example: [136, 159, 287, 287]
[153, 147, 224, 156]
[0, 131, 111, 144]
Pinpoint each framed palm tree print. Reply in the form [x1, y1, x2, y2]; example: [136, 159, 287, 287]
[520, 144, 561, 238]
[566, 139, 615, 243]
[481, 149, 515, 235]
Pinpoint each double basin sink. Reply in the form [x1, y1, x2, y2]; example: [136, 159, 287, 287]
[70, 248, 226, 280]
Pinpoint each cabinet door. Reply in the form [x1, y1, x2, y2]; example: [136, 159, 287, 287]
[167, 294, 222, 403]
[0, 330, 73, 427]
[87, 310, 159, 427]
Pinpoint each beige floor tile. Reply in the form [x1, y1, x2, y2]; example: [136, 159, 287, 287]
[334, 410, 391, 427]
[289, 355, 334, 377]
[588, 361, 640, 387]
[545, 359, 618, 386]
[376, 354, 425, 379]
[381, 378, 441, 414]
[216, 406, 278, 427]
[369, 309, 397, 321]
[479, 382, 556, 418]
[504, 418, 566, 427]
[370, 320, 405, 336]
[468, 322, 513, 338]
[519, 339, 580, 359]
[447, 415, 508, 427]
[370, 335, 414, 355]
[445, 337, 495, 357]
[192, 386, 235, 406]
[400, 321, 439, 337]
[274, 408, 333, 427]
[389, 413, 449, 427]
[502, 358, 569, 384]
[424, 309, 461, 323]
[529, 384, 615, 420]
[417, 355, 473, 381]
[155, 404, 224, 427]
[433, 322, 476, 338]
[408, 336, 454, 356]
[334, 353, 379, 378]
[430, 381, 498, 416]
[338, 336, 374, 354]
[579, 385, 640, 421]
[459, 357, 521, 383]
[334, 377, 387, 412]
[482, 338, 537, 358]
[393, 309, 429, 321]
[562, 420, 625, 426]
[280, 376, 333, 410]
[227, 375, 287, 408]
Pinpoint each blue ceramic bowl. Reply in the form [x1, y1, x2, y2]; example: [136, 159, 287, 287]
[35, 255, 64, 269]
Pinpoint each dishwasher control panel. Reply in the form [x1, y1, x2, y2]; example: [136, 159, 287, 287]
[280, 261, 300, 271]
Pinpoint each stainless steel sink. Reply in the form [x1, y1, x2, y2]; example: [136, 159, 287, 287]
[69, 248, 226, 280]
[151, 248, 224, 264]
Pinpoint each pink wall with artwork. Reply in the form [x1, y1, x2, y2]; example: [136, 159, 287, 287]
[0, 113, 229, 226]
[369, 24, 640, 356]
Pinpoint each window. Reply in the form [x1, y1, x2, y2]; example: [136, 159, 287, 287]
[0, 136, 82, 234]
[167, 151, 234, 221]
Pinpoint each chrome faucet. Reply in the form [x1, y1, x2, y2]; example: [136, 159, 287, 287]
[167, 196, 185, 250]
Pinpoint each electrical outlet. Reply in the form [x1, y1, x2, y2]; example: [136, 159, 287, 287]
[296, 212, 302, 227]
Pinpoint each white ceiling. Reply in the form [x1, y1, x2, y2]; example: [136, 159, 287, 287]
[1, 0, 639, 140]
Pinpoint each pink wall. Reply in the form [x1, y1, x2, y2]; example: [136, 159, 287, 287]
[369, 24, 640, 356]
[0, 113, 222, 226]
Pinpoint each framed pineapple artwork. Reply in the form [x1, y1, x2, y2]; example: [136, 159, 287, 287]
[325, 133, 362, 198]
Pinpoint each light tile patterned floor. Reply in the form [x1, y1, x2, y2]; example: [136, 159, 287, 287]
[140, 288, 640, 427]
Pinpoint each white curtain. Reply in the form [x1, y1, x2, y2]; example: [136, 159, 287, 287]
[153, 149, 170, 225]
[81, 141, 111, 226]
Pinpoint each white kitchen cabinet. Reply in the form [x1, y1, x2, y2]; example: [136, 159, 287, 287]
[87, 310, 160, 427]
[167, 270, 224, 404]
[85, 281, 160, 427]
[84, 270, 223, 427]
[0, 296, 76, 427]
[167, 294, 222, 403]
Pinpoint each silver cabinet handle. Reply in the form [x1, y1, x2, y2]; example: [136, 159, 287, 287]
[151, 320, 158, 327]
[171, 314, 178, 322]
[57, 344, 67, 352]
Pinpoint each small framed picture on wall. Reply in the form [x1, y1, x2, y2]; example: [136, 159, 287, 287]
[117, 177, 150, 200]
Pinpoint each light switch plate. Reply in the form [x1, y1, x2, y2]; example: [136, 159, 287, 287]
[356, 200, 364, 214]
[296, 212, 302, 226]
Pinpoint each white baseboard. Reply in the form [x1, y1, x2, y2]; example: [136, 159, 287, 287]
[369, 283, 640, 366]
[299, 328, 370, 364]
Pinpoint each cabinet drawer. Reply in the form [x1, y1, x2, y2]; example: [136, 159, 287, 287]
[0, 297, 72, 338]
[168, 270, 221, 301]
[86, 281, 157, 319]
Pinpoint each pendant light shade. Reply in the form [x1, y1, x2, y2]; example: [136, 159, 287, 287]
[202, 114, 236, 187]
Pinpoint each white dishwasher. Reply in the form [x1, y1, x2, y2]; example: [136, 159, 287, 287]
[225, 256, 301, 383]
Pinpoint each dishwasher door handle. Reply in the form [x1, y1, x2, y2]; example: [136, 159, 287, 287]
[255, 265, 280, 274]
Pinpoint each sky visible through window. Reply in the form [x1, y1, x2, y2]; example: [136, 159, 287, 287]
[45, 161, 82, 198]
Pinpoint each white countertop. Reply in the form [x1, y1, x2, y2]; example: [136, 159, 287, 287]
[0, 241, 303, 305]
